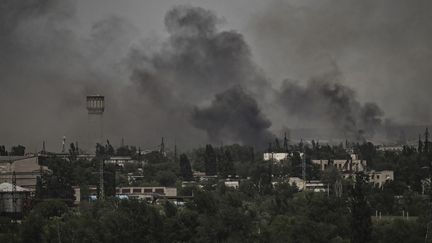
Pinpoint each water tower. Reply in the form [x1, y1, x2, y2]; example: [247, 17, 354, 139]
[86, 95, 105, 200]
[86, 95, 105, 146]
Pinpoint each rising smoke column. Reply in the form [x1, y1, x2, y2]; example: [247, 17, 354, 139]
[277, 72, 384, 141]
[129, 5, 268, 104]
[128, 5, 273, 146]
[192, 86, 273, 147]
[250, 0, 432, 126]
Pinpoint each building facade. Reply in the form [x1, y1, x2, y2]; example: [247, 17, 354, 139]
[0, 182, 32, 215]
[263, 153, 289, 162]
[369, 170, 394, 187]
[312, 154, 367, 172]
[0, 156, 48, 189]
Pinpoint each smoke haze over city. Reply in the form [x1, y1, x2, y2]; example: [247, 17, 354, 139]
[1, 0, 432, 152]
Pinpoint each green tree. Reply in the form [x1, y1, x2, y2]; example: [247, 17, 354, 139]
[0, 146, 7, 156]
[20, 200, 68, 243]
[156, 170, 177, 187]
[218, 150, 235, 178]
[37, 158, 75, 204]
[180, 154, 193, 181]
[205, 145, 217, 176]
[68, 143, 78, 161]
[10, 145, 25, 156]
[250, 161, 273, 195]
[350, 172, 372, 243]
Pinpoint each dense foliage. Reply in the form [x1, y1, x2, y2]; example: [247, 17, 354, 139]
[1, 133, 432, 242]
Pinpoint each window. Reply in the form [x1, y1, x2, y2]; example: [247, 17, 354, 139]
[121, 188, 131, 194]
[133, 188, 141, 193]
[155, 188, 164, 194]
[144, 189, 152, 193]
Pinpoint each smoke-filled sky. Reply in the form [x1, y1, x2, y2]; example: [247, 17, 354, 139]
[1, 0, 431, 152]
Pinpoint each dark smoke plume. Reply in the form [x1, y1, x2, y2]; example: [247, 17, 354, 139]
[1, 1, 411, 150]
[278, 72, 384, 141]
[192, 86, 273, 147]
[128, 5, 272, 146]
[250, 0, 432, 126]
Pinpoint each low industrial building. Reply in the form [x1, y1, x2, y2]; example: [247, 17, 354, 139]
[263, 153, 289, 162]
[377, 145, 404, 152]
[117, 186, 177, 199]
[287, 177, 306, 190]
[0, 156, 49, 189]
[224, 180, 239, 189]
[73, 186, 177, 203]
[104, 156, 138, 167]
[274, 177, 327, 192]
[0, 182, 32, 216]
[312, 154, 367, 172]
[368, 170, 394, 187]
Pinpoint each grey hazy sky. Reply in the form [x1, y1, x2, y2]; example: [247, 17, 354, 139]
[75, 0, 432, 124]
[1, 0, 431, 152]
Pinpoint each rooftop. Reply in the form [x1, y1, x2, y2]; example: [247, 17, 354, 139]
[0, 156, 31, 162]
[0, 182, 31, 192]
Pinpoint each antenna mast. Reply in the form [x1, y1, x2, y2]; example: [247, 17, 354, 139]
[160, 137, 165, 156]
[62, 136, 66, 153]
[42, 141, 46, 154]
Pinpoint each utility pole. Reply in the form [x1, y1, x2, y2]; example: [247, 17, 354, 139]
[99, 159, 104, 201]
[283, 132, 289, 152]
[302, 153, 306, 182]
[174, 143, 178, 163]
[61, 136, 66, 153]
[160, 137, 165, 156]
[42, 141, 46, 154]
[12, 171, 17, 221]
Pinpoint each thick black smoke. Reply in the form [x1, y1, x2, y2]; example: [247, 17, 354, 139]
[278, 73, 384, 141]
[192, 86, 273, 147]
[250, 0, 432, 126]
[128, 5, 272, 146]
[1, 1, 405, 150]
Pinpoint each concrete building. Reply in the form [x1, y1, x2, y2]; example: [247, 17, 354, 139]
[263, 152, 289, 162]
[224, 180, 239, 189]
[117, 186, 177, 198]
[369, 170, 394, 187]
[341, 170, 394, 188]
[312, 154, 367, 172]
[284, 177, 305, 190]
[284, 177, 327, 192]
[305, 181, 328, 192]
[73, 186, 177, 203]
[377, 145, 404, 152]
[0, 182, 32, 215]
[104, 156, 137, 167]
[0, 156, 48, 189]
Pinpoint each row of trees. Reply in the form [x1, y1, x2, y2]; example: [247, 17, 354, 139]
[0, 170, 427, 243]
[0, 145, 26, 156]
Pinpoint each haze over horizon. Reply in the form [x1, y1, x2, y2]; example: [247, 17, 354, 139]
[1, 0, 431, 152]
